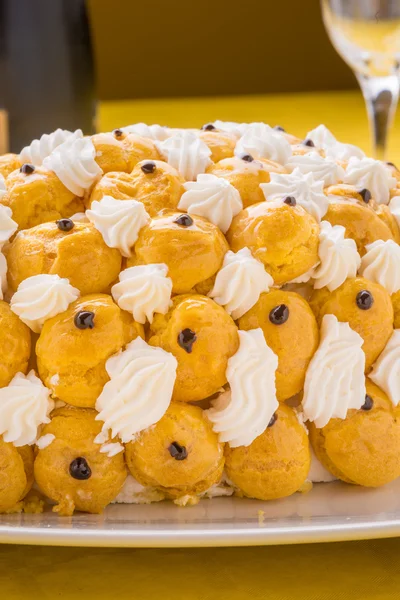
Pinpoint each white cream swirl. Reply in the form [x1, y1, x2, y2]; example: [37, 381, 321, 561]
[0, 204, 17, 247]
[260, 168, 328, 221]
[10, 274, 80, 333]
[312, 221, 361, 291]
[211, 120, 249, 139]
[178, 174, 243, 233]
[111, 264, 172, 324]
[389, 195, 400, 226]
[0, 371, 54, 447]
[86, 195, 150, 257]
[370, 330, 400, 407]
[234, 122, 292, 164]
[359, 239, 400, 294]
[209, 248, 273, 319]
[0, 174, 6, 200]
[122, 123, 170, 141]
[43, 136, 103, 196]
[158, 131, 212, 181]
[20, 128, 83, 166]
[286, 152, 345, 185]
[344, 157, 396, 205]
[305, 124, 365, 161]
[206, 329, 279, 447]
[302, 315, 366, 428]
[95, 337, 177, 443]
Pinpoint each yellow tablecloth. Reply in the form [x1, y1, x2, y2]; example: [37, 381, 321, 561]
[3, 91, 400, 598]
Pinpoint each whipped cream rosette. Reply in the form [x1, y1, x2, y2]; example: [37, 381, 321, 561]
[0, 204, 18, 248]
[305, 124, 365, 161]
[43, 136, 103, 196]
[370, 330, 400, 407]
[10, 274, 80, 333]
[0, 174, 6, 201]
[359, 239, 400, 295]
[96, 337, 177, 443]
[344, 157, 396, 205]
[158, 131, 212, 180]
[209, 248, 273, 319]
[211, 120, 249, 139]
[312, 221, 361, 291]
[20, 128, 83, 166]
[206, 329, 279, 447]
[0, 371, 54, 446]
[121, 122, 170, 141]
[302, 315, 366, 428]
[389, 195, 400, 225]
[111, 264, 173, 324]
[178, 173, 243, 233]
[86, 195, 150, 257]
[235, 122, 292, 164]
[286, 152, 345, 186]
[260, 168, 329, 221]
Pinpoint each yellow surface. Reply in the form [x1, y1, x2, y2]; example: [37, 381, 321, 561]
[3, 92, 400, 597]
[97, 90, 400, 163]
[2, 539, 400, 598]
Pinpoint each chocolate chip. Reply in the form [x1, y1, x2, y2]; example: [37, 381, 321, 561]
[361, 394, 374, 411]
[386, 161, 398, 170]
[358, 188, 372, 203]
[303, 139, 315, 147]
[74, 311, 95, 330]
[240, 154, 254, 162]
[356, 290, 374, 310]
[269, 304, 289, 325]
[202, 123, 216, 131]
[268, 413, 278, 427]
[284, 196, 296, 206]
[178, 328, 197, 353]
[69, 457, 92, 480]
[174, 214, 193, 227]
[168, 441, 188, 461]
[113, 128, 124, 138]
[141, 161, 156, 174]
[20, 163, 35, 175]
[56, 218, 74, 232]
[274, 125, 285, 132]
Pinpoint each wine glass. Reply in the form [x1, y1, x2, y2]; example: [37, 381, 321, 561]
[321, 0, 400, 159]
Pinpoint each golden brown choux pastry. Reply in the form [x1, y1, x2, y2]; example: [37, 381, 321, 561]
[5, 219, 122, 295]
[88, 171, 137, 207]
[376, 204, 400, 243]
[238, 290, 319, 401]
[0, 439, 34, 513]
[324, 184, 394, 255]
[308, 379, 400, 487]
[310, 277, 393, 370]
[0, 164, 84, 230]
[36, 294, 143, 407]
[392, 290, 400, 329]
[127, 160, 185, 216]
[0, 300, 31, 388]
[0, 153, 22, 178]
[199, 128, 236, 162]
[130, 212, 229, 294]
[34, 406, 127, 515]
[227, 202, 320, 285]
[207, 155, 286, 208]
[92, 130, 160, 174]
[225, 403, 310, 500]
[125, 402, 224, 499]
[149, 294, 239, 402]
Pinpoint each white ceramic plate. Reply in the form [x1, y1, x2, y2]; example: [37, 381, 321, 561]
[1, 479, 400, 547]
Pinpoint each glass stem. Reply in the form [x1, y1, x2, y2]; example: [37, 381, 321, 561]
[356, 74, 400, 161]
